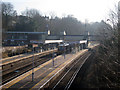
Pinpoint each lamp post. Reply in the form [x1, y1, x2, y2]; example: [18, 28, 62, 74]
[52, 50, 54, 67]
[18, 44, 20, 58]
[32, 44, 34, 82]
[63, 31, 66, 59]
[31, 43, 38, 81]
[14, 47, 16, 56]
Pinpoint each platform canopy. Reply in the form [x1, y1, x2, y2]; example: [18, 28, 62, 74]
[59, 43, 69, 46]
[45, 40, 63, 44]
[79, 40, 87, 44]
[68, 40, 87, 44]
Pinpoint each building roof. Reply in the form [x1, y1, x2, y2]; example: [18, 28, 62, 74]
[6, 32, 47, 34]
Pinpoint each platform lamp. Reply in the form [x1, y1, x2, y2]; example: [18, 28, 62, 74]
[18, 44, 20, 56]
[32, 43, 38, 82]
[52, 50, 55, 67]
[63, 31, 66, 59]
[32, 44, 34, 82]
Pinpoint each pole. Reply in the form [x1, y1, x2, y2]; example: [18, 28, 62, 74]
[18, 44, 20, 58]
[52, 51, 54, 67]
[52, 43, 55, 67]
[64, 35, 65, 59]
[32, 46, 34, 82]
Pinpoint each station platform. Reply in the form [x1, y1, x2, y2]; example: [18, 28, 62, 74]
[1, 49, 88, 89]
[1, 49, 57, 65]
[1, 54, 29, 64]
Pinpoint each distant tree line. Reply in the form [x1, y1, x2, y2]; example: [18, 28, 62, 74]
[2, 2, 111, 36]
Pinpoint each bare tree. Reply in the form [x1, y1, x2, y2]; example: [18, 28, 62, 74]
[49, 11, 57, 19]
[95, 4, 120, 88]
[2, 2, 17, 31]
[22, 9, 41, 18]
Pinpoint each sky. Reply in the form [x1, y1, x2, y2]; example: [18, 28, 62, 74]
[2, 0, 119, 22]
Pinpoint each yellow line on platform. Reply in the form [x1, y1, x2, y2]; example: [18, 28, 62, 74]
[30, 60, 66, 89]
[19, 68, 50, 89]
[2, 49, 87, 89]
[2, 49, 57, 65]
[2, 55, 62, 89]
[1, 54, 24, 61]
[31, 50, 87, 89]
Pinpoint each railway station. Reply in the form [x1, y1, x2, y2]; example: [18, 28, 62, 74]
[1, 0, 119, 89]
[1, 29, 99, 89]
[1, 8, 100, 89]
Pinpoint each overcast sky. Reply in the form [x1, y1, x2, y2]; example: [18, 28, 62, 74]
[3, 0, 119, 22]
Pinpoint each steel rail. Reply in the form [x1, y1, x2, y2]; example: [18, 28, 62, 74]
[64, 54, 91, 90]
[52, 53, 90, 90]
[2, 57, 51, 84]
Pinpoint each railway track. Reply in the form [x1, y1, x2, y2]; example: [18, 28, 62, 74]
[2, 49, 58, 76]
[2, 49, 58, 84]
[2, 54, 55, 84]
[47, 52, 91, 90]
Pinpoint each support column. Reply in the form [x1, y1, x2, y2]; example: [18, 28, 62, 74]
[81, 44, 83, 50]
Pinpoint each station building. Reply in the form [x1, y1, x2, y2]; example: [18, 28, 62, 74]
[3, 31, 49, 46]
[3, 31, 87, 47]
